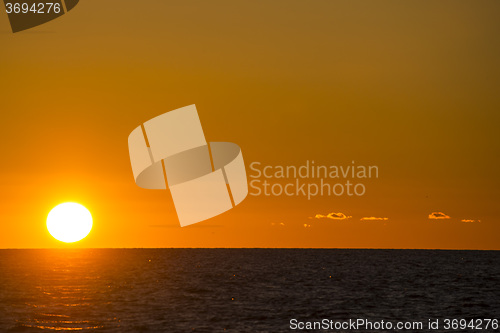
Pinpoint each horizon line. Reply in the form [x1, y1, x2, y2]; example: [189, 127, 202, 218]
[0, 247, 498, 251]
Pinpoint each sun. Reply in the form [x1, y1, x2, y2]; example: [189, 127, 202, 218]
[47, 203, 93, 243]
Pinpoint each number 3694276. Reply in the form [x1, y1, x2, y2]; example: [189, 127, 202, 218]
[5, 2, 61, 14]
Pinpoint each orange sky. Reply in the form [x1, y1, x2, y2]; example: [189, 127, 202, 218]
[0, 1, 499, 249]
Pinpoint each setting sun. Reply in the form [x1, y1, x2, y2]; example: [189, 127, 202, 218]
[46, 203, 93, 243]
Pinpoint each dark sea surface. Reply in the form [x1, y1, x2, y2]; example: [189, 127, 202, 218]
[0, 249, 498, 332]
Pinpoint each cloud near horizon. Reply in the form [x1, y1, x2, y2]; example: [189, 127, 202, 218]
[314, 212, 352, 220]
[461, 219, 481, 223]
[360, 217, 389, 221]
[428, 212, 451, 220]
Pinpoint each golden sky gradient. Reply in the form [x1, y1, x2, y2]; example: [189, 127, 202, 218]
[0, 1, 499, 249]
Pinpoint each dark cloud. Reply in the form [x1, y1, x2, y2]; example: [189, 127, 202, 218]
[461, 219, 481, 223]
[428, 212, 451, 220]
[314, 212, 352, 220]
[360, 217, 389, 221]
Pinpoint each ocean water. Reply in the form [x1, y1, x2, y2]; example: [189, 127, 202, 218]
[0, 249, 498, 332]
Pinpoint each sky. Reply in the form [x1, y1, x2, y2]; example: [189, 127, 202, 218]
[0, 1, 499, 249]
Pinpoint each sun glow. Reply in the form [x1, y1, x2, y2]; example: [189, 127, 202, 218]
[47, 203, 93, 243]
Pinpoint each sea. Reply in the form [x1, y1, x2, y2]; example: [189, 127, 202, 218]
[0, 249, 498, 332]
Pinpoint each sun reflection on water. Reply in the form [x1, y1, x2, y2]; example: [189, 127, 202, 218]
[3, 249, 121, 331]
